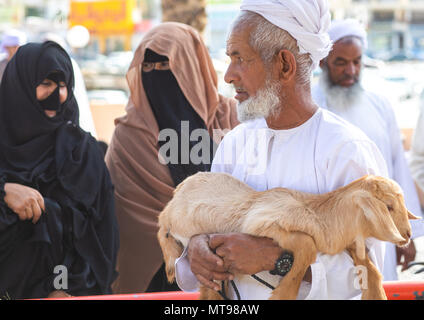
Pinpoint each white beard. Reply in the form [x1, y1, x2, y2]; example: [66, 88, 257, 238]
[237, 80, 282, 123]
[319, 67, 364, 112]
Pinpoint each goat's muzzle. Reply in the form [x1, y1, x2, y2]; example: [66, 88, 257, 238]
[397, 231, 412, 247]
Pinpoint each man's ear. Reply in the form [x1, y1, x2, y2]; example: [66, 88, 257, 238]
[319, 59, 326, 70]
[276, 49, 297, 81]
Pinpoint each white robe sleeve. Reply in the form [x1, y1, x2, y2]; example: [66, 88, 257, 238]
[410, 102, 424, 190]
[174, 133, 234, 292]
[174, 246, 199, 292]
[305, 139, 388, 299]
[71, 58, 98, 138]
[410, 102, 424, 213]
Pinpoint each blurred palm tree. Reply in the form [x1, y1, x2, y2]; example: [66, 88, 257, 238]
[161, 0, 207, 35]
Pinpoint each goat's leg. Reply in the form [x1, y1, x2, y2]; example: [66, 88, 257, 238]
[346, 245, 387, 300]
[255, 228, 317, 300]
[157, 225, 184, 283]
[199, 284, 225, 300]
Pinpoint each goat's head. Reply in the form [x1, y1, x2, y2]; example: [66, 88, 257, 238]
[352, 175, 420, 247]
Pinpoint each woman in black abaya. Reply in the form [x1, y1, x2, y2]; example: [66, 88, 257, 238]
[0, 41, 119, 299]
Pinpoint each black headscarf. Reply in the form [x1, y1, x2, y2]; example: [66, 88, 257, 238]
[142, 49, 216, 186]
[141, 49, 217, 292]
[0, 41, 79, 184]
[0, 42, 119, 299]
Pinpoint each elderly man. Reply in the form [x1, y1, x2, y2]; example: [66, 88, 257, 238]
[0, 29, 27, 83]
[175, 0, 389, 300]
[312, 19, 424, 281]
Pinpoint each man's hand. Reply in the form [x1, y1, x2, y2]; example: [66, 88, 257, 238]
[209, 233, 283, 275]
[4, 183, 45, 224]
[396, 240, 416, 271]
[187, 234, 234, 291]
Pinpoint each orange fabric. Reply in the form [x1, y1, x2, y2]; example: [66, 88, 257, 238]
[105, 22, 238, 294]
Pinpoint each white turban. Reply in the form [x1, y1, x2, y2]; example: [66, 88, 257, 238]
[0, 29, 27, 55]
[240, 0, 332, 69]
[328, 19, 368, 49]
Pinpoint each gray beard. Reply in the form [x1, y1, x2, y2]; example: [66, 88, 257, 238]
[237, 80, 282, 123]
[319, 67, 364, 112]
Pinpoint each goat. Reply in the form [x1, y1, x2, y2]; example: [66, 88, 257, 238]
[157, 172, 419, 300]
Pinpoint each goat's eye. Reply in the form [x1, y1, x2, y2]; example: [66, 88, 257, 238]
[387, 205, 393, 211]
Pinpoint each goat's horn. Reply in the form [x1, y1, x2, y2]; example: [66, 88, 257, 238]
[408, 211, 421, 220]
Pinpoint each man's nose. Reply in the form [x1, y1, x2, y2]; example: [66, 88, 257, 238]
[224, 63, 239, 84]
[344, 63, 356, 76]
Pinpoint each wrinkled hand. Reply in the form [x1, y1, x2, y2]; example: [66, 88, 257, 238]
[209, 233, 283, 275]
[396, 240, 416, 271]
[4, 183, 45, 224]
[187, 234, 234, 291]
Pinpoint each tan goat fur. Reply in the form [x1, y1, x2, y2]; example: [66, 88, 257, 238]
[158, 172, 419, 300]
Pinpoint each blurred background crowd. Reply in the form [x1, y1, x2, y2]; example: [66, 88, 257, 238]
[2, 0, 424, 144]
[1, 0, 424, 281]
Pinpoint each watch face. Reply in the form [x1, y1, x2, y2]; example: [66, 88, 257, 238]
[276, 252, 294, 276]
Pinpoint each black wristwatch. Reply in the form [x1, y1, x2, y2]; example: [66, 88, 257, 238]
[269, 251, 294, 277]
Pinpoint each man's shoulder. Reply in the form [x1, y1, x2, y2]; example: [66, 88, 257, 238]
[318, 109, 373, 146]
[317, 110, 386, 174]
[362, 89, 393, 111]
[221, 110, 373, 149]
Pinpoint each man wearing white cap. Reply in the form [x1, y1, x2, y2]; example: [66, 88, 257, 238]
[312, 19, 424, 281]
[0, 29, 27, 83]
[175, 1, 389, 299]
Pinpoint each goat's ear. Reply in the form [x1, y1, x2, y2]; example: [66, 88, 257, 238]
[408, 211, 421, 220]
[352, 190, 379, 220]
[353, 190, 404, 242]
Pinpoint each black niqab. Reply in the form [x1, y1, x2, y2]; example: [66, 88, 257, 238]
[39, 71, 66, 111]
[142, 49, 216, 187]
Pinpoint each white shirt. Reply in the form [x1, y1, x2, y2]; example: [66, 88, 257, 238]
[71, 58, 98, 138]
[175, 108, 388, 300]
[410, 101, 424, 196]
[312, 84, 424, 281]
[0, 57, 8, 84]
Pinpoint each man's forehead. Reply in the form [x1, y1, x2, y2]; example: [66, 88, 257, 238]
[332, 37, 363, 52]
[329, 39, 363, 59]
[225, 29, 253, 56]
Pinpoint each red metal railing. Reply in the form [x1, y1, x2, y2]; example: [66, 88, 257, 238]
[40, 281, 424, 300]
